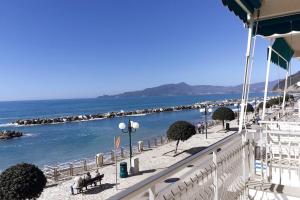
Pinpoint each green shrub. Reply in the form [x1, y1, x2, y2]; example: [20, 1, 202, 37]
[167, 121, 196, 154]
[212, 107, 235, 128]
[0, 163, 47, 200]
[268, 98, 280, 106]
[258, 102, 270, 109]
[268, 95, 293, 106]
[246, 103, 254, 113]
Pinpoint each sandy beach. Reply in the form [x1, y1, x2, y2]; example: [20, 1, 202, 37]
[39, 119, 240, 200]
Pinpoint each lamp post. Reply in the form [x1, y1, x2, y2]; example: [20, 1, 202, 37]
[199, 106, 213, 139]
[118, 119, 139, 173]
[234, 103, 240, 125]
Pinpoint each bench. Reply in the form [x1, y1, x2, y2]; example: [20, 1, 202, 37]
[71, 174, 104, 194]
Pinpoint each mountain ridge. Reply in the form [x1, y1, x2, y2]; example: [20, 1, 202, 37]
[273, 70, 300, 92]
[98, 81, 277, 98]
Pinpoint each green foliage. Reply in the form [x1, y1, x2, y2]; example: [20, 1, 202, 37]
[167, 121, 196, 141]
[212, 107, 235, 127]
[0, 163, 47, 200]
[257, 95, 293, 111]
[246, 103, 254, 113]
[268, 98, 280, 106]
[268, 95, 294, 107]
[258, 102, 270, 109]
[212, 107, 235, 121]
[167, 121, 196, 154]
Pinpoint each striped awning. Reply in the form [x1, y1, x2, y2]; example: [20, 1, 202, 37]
[270, 38, 294, 70]
[222, 0, 261, 23]
[222, 0, 300, 68]
[222, 0, 300, 37]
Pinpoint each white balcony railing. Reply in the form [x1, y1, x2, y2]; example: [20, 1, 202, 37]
[107, 131, 254, 200]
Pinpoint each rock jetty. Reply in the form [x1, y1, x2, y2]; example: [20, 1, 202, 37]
[11, 99, 243, 126]
[0, 130, 23, 140]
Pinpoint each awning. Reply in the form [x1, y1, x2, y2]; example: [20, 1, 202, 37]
[222, 0, 300, 37]
[270, 38, 294, 70]
[254, 14, 300, 37]
[222, 0, 262, 23]
[222, 0, 300, 62]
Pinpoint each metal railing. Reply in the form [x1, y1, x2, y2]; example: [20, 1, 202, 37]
[157, 142, 248, 200]
[43, 134, 170, 183]
[42, 120, 220, 183]
[257, 120, 300, 186]
[107, 131, 253, 200]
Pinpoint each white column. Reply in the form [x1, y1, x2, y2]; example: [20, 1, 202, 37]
[242, 133, 247, 179]
[298, 100, 300, 118]
[213, 150, 218, 200]
[262, 46, 272, 120]
[149, 185, 156, 200]
[282, 65, 289, 116]
[249, 131, 255, 178]
[239, 20, 254, 133]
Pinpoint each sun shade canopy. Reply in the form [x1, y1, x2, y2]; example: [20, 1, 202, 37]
[222, 0, 300, 68]
[221, 0, 261, 23]
[270, 38, 294, 70]
[222, 0, 300, 37]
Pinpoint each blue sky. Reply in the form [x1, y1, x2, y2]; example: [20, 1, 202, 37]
[0, 0, 296, 101]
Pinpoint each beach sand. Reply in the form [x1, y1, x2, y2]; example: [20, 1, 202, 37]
[39, 119, 241, 200]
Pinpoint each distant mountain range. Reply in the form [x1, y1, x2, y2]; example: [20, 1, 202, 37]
[273, 70, 300, 92]
[98, 81, 277, 98]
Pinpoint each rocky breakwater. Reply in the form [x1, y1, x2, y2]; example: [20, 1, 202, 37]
[11, 100, 237, 126]
[0, 130, 23, 140]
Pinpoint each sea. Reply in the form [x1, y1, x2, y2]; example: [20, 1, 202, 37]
[0, 93, 266, 171]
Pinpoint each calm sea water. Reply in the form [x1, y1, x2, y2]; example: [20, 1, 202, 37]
[0, 94, 264, 170]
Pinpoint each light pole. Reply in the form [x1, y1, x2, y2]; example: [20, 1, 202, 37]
[234, 103, 240, 125]
[254, 98, 257, 115]
[118, 119, 139, 173]
[199, 106, 213, 139]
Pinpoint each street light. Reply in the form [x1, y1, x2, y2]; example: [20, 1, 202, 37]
[118, 119, 139, 173]
[199, 106, 213, 139]
[234, 102, 240, 125]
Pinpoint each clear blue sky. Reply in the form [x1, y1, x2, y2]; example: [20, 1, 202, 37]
[0, 0, 296, 101]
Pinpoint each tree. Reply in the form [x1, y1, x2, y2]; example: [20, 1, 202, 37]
[212, 107, 235, 128]
[268, 98, 280, 106]
[0, 163, 47, 200]
[246, 103, 254, 113]
[258, 102, 270, 109]
[167, 121, 196, 154]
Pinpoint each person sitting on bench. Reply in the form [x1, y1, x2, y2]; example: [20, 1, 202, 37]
[84, 172, 91, 181]
[70, 171, 105, 194]
[70, 176, 83, 194]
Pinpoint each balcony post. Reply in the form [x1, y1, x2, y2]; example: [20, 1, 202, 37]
[149, 185, 156, 200]
[213, 150, 218, 200]
[282, 67, 289, 116]
[239, 17, 254, 133]
[249, 131, 255, 178]
[262, 46, 272, 120]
